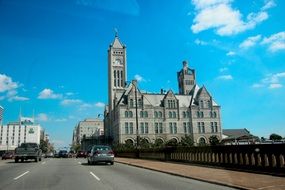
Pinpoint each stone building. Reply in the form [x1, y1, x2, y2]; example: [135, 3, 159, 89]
[105, 34, 222, 145]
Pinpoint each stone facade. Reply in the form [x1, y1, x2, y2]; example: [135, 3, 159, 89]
[105, 34, 222, 145]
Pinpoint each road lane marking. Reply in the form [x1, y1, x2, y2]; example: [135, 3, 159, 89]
[78, 161, 82, 164]
[42, 161, 46, 165]
[90, 172, 100, 181]
[14, 171, 29, 180]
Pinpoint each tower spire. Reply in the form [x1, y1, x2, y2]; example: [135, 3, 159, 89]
[114, 28, 118, 37]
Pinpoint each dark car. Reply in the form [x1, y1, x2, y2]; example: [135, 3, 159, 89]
[76, 151, 86, 158]
[87, 145, 114, 165]
[58, 150, 68, 158]
[2, 152, 14, 160]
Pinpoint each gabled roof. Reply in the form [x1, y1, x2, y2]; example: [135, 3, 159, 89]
[111, 36, 124, 48]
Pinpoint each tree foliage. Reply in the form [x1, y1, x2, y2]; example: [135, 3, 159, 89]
[209, 135, 220, 146]
[269, 133, 282, 141]
[179, 135, 194, 147]
[40, 139, 48, 153]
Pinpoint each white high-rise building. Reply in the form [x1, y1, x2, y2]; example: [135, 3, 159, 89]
[0, 116, 42, 151]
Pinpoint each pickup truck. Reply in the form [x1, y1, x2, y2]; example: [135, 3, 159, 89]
[14, 143, 42, 163]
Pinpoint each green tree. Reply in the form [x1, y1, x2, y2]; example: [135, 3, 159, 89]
[71, 143, 81, 152]
[269, 133, 282, 141]
[209, 135, 220, 146]
[40, 139, 48, 153]
[179, 135, 194, 147]
[165, 139, 178, 147]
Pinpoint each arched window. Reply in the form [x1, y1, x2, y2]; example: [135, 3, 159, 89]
[114, 70, 116, 78]
[183, 111, 186, 118]
[169, 111, 172, 118]
[200, 112, 204, 118]
[154, 111, 158, 118]
[187, 111, 190, 118]
[200, 100, 204, 108]
[144, 111, 148, 118]
[207, 100, 211, 108]
[130, 99, 134, 107]
[138, 99, 142, 107]
[197, 111, 200, 118]
[159, 111, 163, 118]
[213, 112, 217, 118]
[130, 123, 133, 134]
[125, 111, 128, 118]
[199, 137, 206, 145]
[140, 111, 143, 118]
[129, 111, 133, 118]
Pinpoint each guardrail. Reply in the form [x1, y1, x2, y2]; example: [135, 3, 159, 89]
[115, 144, 285, 174]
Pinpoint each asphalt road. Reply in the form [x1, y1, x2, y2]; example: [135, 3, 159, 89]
[0, 158, 237, 190]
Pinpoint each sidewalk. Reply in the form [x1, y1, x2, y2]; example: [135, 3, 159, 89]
[115, 157, 285, 190]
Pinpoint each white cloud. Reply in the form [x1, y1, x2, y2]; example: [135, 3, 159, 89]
[239, 35, 262, 49]
[36, 113, 48, 122]
[38, 88, 62, 99]
[269, 83, 282, 89]
[226, 51, 235, 56]
[65, 92, 74, 96]
[60, 99, 82, 106]
[0, 74, 18, 93]
[261, 0, 276, 11]
[95, 102, 105, 108]
[217, 75, 233, 80]
[134, 74, 145, 82]
[191, 0, 271, 36]
[253, 72, 285, 89]
[194, 39, 208, 45]
[261, 32, 285, 52]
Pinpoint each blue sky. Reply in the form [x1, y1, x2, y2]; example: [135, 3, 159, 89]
[0, 0, 285, 148]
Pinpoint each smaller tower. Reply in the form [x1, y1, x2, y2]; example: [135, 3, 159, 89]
[177, 60, 196, 95]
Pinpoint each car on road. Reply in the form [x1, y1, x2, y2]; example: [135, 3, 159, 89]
[45, 152, 54, 158]
[14, 143, 42, 163]
[87, 145, 114, 165]
[2, 152, 14, 160]
[76, 151, 87, 158]
[58, 150, 68, 158]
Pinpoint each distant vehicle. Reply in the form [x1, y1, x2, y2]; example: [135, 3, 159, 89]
[76, 150, 87, 158]
[14, 143, 42, 163]
[87, 145, 114, 165]
[45, 152, 54, 158]
[58, 150, 68, 158]
[2, 152, 14, 160]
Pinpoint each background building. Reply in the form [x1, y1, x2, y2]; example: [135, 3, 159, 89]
[105, 35, 222, 145]
[73, 118, 104, 145]
[0, 116, 42, 152]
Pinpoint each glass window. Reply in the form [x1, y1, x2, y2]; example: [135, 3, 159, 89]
[183, 122, 187, 133]
[129, 111, 133, 118]
[140, 123, 144, 134]
[169, 123, 173, 134]
[187, 111, 190, 118]
[159, 123, 163, 133]
[202, 122, 205, 133]
[187, 122, 191, 133]
[125, 111, 128, 118]
[183, 111, 186, 118]
[197, 111, 200, 118]
[200, 112, 204, 118]
[155, 123, 158, 134]
[213, 112, 217, 118]
[198, 122, 201, 133]
[174, 123, 177, 134]
[159, 111, 163, 118]
[125, 123, 129, 134]
[130, 123, 133, 134]
[169, 111, 172, 118]
[215, 122, 218, 133]
[138, 99, 142, 107]
[154, 111, 158, 118]
[173, 111, 176, 118]
[211, 122, 214, 133]
[140, 111, 143, 118]
[145, 123, 149, 134]
[207, 100, 211, 108]
[144, 111, 148, 118]
[130, 99, 133, 107]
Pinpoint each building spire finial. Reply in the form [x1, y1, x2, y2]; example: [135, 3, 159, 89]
[114, 28, 118, 37]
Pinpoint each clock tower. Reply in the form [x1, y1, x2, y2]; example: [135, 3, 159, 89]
[108, 32, 127, 111]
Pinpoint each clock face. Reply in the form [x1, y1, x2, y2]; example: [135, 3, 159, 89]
[115, 59, 122, 65]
